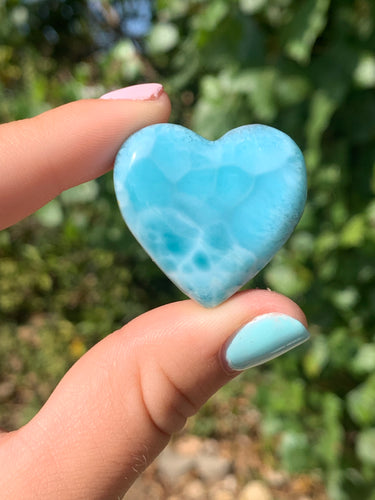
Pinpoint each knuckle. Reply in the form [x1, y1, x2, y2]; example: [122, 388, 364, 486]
[138, 358, 199, 436]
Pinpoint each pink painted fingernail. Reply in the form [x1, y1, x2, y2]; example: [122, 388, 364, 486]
[100, 83, 164, 101]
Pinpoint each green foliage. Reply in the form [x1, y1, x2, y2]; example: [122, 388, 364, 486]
[283, 0, 331, 64]
[347, 374, 375, 427]
[357, 429, 375, 466]
[1, 0, 375, 497]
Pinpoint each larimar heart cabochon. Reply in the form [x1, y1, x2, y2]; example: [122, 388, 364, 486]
[114, 124, 307, 307]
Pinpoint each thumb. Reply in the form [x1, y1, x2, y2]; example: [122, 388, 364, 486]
[0, 290, 309, 499]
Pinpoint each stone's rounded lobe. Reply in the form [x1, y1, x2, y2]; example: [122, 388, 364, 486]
[114, 123, 307, 307]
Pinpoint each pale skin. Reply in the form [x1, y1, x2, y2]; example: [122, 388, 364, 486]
[0, 91, 307, 499]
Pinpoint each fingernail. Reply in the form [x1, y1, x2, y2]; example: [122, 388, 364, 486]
[224, 313, 310, 371]
[100, 83, 164, 101]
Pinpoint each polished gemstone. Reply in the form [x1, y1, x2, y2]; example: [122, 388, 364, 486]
[114, 124, 307, 307]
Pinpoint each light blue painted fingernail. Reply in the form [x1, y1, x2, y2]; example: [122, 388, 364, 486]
[225, 313, 310, 371]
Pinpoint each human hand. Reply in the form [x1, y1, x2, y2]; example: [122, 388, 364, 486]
[0, 83, 309, 499]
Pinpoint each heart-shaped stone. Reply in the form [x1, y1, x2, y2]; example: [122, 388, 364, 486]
[114, 124, 307, 307]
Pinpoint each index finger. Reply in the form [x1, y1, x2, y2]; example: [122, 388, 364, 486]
[0, 84, 171, 229]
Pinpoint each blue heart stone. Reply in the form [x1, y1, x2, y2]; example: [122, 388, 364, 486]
[114, 124, 307, 307]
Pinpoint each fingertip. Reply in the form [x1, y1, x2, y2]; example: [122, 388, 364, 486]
[231, 289, 308, 329]
[157, 89, 172, 121]
[0, 88, 172, 228]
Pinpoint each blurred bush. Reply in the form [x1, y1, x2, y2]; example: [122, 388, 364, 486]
[1, 0, 375, 498]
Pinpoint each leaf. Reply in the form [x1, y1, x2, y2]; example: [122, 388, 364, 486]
[147, 23, 179, 54]
[340, 214, 367, 248]
[157, 0, 189, 19]
[245, 68, 277, 121]
[351, 344, 375, 375]
[315, 231, 338, 256]
[303, 335, 329, 378]
[347, 374, 375, 426]
[279, 431, 313, 472]
[192, 0, 229, 32]
[331, 287, 360, 311]
[305, 90, 338, 169]
[357, 428, 375, 466]
[239, 0, 266, 14]
[60, 180, 99, 205]
[34, 200, 63, 228]
[276, 74, 311, 106]
[256, 377, 306, 415]
[283, 0, 331, 64]
[109, 40, 143, 80]
[265, 259, 313, 297]
[193, 12, 264, 68]
[316, 394, 343, 470]
[354, 54, 375, 88]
